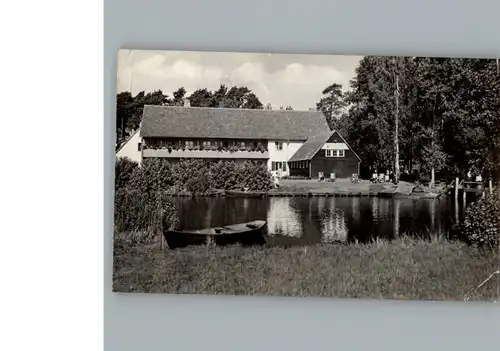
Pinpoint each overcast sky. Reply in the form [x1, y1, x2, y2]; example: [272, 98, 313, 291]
[116, 50, 363, 111]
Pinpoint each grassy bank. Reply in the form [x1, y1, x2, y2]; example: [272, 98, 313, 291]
[113, 233, 498, 301]
[270, 179, 419, 196]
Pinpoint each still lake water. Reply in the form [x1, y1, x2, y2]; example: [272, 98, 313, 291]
[171, 195, 477, 246]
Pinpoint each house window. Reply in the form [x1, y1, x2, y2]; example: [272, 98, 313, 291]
[137, 142, 142, 151]
[275, 142, 283, 151]
[185, 140, 194, 148]
[272, 161, 287, 172]
[203, 141, 211, 148]
[326, 149, 345, 157]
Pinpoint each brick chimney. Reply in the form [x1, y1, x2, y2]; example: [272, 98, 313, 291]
[183, 98, 190, 107]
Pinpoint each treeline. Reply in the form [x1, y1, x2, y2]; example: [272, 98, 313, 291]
[116, 85, 266, 147]
[116, 84, 297, 149]
[317, 57, 500, 183]
[116, 57, 500, 183]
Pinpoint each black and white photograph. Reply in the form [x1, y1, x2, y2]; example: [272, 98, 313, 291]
[113, 49, 499, 301]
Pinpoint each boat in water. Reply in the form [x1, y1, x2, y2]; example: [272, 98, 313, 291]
[164, 220, 267, 249]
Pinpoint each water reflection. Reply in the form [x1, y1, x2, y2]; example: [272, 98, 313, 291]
[171, 196, 471, 247]
[393, 198, 400, 238]
[267, 198, 302, 237]
[320, 199, 348, 243]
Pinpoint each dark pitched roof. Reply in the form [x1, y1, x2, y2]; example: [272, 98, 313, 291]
[288, 130, 362, 162]
[288, 131, 335, 162]
[334, 130, 362, 161]
[140, 105, 329, 140]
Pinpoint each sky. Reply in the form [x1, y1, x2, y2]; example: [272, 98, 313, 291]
[116, 50, 363, 111]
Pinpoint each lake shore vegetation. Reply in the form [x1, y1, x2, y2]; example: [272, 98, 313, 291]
[115, 157, 273, 196]
[113, 188, 500, 301]
[112, 232, 498, 301]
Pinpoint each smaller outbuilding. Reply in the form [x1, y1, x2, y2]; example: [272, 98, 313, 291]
[288, 130, 361, 179]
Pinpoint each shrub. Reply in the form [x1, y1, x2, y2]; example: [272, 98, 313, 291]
[127, 158, 173, 194]
[122, 158, 272, 195]
[454, 189, 500, 249]
[171, 159, 211, 194]
[115, 157, 138, 191]
[114, 187, 179, 235]
[209, 161, 238, 189]
[239, 161, 273, 191]
[208, 160, 272, 191]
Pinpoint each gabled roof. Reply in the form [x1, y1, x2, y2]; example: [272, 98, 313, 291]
[288, 130, 362, 162]
[116, 129, 139, 153]
[140, 105, 329, 140]
[335, 130, 362, 161]
[288, 131, 335, 162]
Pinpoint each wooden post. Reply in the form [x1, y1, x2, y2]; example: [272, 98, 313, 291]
[454, 177, 459, 199]
[489, 179, 493, 195]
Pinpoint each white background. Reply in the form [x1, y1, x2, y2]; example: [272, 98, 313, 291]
[1, 1, 499, 350]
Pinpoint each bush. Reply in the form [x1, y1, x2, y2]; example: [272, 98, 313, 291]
[127, 158, 173, 194]
[208, 161, 238, 189]
[171, 159, 211, 194]
[208, 160, 272, 191]
[114, 187, 179, 235]
[121, 158, 272, 195]
[115, 157, 138, 191]
[454, 189, 500, 249]
[239, 161, 273, 191]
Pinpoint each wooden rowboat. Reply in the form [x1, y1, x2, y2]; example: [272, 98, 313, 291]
[164, 220, 267, 249]
[225, 190, 266, 198]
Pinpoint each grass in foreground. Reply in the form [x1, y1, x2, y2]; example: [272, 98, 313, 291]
[112, 232, 498, 301]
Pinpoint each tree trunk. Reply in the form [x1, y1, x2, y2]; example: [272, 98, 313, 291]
[430, 132, 435, 190]
[394, 76, 400, 184]
[431, 166, 435, 190]
[429, 94, 438, 190]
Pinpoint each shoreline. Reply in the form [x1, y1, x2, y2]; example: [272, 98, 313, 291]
[112, 234, 498, 301]
[158, 179, 448, 199]
[164, 189, 443, 199]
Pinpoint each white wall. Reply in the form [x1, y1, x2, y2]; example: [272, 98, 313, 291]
[267, 140, 303, 176]
[321, 142, 348, 150]
[116, 130, 142, 164]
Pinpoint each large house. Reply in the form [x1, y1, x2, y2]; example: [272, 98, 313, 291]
[116, 102, 361, 178]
